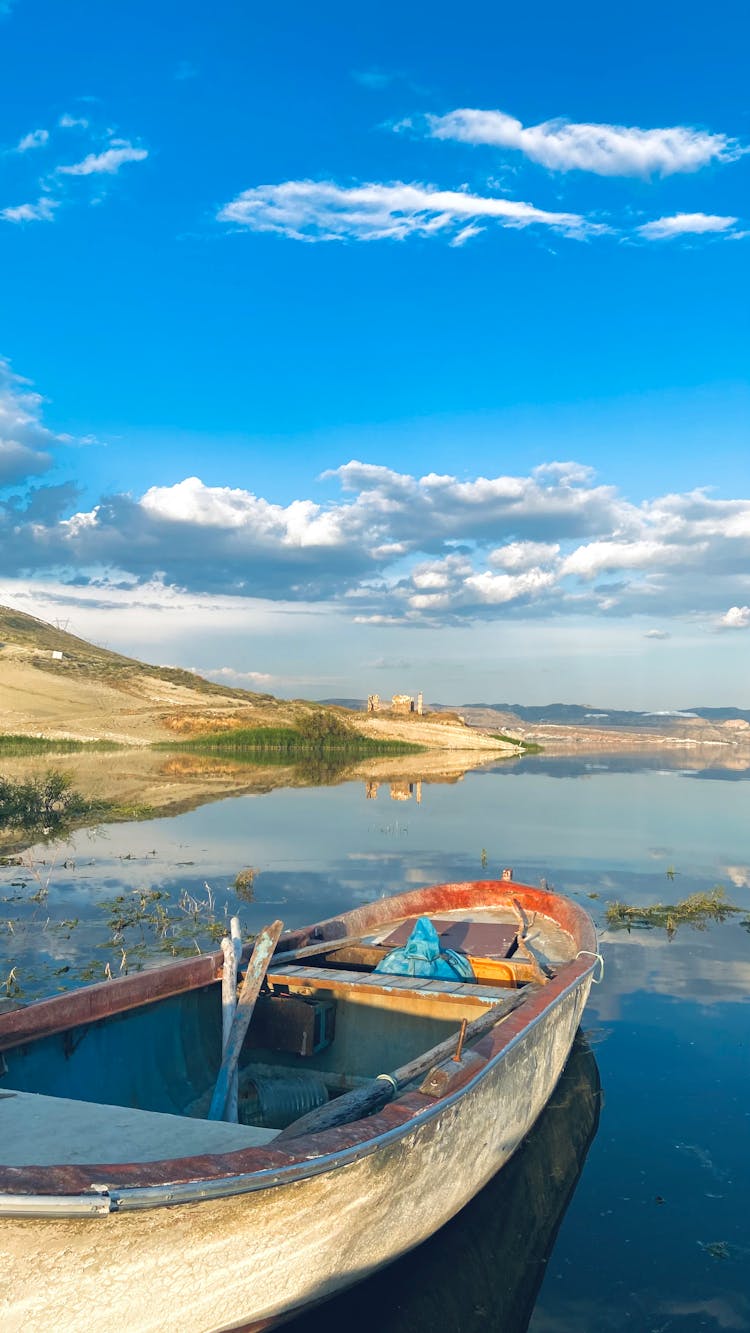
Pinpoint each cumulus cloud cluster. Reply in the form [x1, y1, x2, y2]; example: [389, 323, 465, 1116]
[3, 378, 750, 632]
[1, 113, 147, 226]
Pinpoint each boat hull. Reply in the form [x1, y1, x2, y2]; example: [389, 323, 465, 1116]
[0, 969, 590, 1332]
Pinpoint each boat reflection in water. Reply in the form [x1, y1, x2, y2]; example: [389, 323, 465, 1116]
[286, 1034, 601, 1333]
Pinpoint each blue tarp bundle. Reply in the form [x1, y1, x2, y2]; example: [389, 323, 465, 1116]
[374, 916, 475, 981]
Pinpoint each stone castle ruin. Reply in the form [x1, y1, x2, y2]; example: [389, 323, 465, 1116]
[366, 691, 423, 716]
[365, 780, 423, 803]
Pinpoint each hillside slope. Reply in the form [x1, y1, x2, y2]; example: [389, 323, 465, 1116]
[0, 605, 304, 744]
[0, 605, 511, 752]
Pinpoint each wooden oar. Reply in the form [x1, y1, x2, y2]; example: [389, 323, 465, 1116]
[276, 984, 535, 1142]
[208, 919, 284, 1121]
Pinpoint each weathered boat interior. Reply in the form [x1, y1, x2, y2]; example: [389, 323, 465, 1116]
[0, 901, 577, 1168]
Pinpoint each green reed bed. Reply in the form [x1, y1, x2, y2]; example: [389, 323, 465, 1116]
[159, 724, 424, 759]
[0, 734, 123, 756]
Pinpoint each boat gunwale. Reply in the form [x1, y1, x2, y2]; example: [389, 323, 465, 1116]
[0, 880, 597, 1209]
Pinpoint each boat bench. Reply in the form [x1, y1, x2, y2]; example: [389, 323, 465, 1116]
[0, 1089, 280, 1167]
[268, 964, 514, 1004]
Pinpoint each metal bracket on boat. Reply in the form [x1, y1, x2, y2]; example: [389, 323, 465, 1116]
[0, 1188, 112, 1218]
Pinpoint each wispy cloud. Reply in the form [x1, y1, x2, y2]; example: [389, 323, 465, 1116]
[16, 128, 49, 152]
[202, 665, 275, 684]
[637, 212, 739, 239]
[58, 113, 90, 130]
[422, 107, 744, 177]
[57, 139, 148, 177]
[218, 179, 742, 248]
[2, 119, 148, 227]
[218, 179, 600, 243]
[1, 195, 57, 223]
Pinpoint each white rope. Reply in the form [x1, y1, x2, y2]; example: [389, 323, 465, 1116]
[576, 949, 605, 983]
[375, 1072, 398, 1093]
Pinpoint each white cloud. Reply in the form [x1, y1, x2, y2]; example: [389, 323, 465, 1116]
[1, 195, 57, 223]
[16, 129, 49, 152]
[637, 212, 739, 240]
[560, 539, 698, 580]
[719, 606, 750, 629]
[424, 107, 743, 177]
[202, 666, 275, 685]
[57, 140, 148, 176]
[463, 567, 558, 604]
[140, 475, 352, 548]
[3, 119, 147, 227]
[5, 369, 750, 629]
[218, 179, 599, 243]
[533, 460, 596, 484]
[488, 541, 560, 571]
[643, 629, 671, 640]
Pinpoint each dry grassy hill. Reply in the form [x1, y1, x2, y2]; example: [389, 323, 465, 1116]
[0, 605, 308, 744]
[0, 605, 512, 753]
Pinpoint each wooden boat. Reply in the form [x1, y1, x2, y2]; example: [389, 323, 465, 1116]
[0, 875, 598, 1333]
[284, 1032, 601, 1333]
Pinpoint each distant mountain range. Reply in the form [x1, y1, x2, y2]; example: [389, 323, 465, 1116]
[319, 700, 750, 728]
[462, 703, 750, 727]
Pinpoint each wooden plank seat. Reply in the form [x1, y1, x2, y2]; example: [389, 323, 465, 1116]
[0, 1089, 280, 1167]
[267, 963, 517, 1005]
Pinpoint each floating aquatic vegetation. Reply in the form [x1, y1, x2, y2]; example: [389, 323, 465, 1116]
[606, 887, 741, 935]
[234, 868, 256, 900]
[698, 1240, 731, 1261]
[100, 883, 226, 958]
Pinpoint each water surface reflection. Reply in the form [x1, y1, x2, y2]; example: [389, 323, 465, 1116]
[1, 751, 749, 1329]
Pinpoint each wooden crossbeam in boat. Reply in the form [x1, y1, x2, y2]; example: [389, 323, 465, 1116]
[267, 965, 514, 1004]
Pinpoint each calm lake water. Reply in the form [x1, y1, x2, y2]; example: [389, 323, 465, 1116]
[3, 752, 749, 1331]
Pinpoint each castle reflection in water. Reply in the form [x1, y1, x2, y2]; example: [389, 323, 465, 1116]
[365, 779, 423, 803]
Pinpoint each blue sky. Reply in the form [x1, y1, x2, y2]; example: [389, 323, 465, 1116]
[1, 0, 749, 706]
